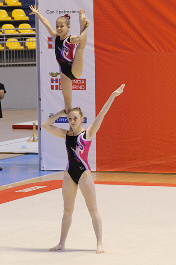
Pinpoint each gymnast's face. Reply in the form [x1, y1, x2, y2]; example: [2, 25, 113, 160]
[68, 111, 83, 129]
[56, 18, 70, 38]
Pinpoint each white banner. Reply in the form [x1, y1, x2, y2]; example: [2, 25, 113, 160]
[38, 0, 96, 170]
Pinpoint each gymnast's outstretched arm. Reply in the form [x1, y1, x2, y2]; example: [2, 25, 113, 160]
[29, 5, 57, 39]
[86, 84, 125, 141]
[42, 109, 67, 139]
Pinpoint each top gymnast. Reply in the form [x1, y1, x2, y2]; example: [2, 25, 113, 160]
[42, 84, 125, 254]
[29, 5, 89, 113]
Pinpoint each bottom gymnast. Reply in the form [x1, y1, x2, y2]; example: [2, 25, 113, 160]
[42, 84, 125, 254]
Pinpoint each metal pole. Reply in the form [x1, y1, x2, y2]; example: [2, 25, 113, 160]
[36, 0, 42, 170]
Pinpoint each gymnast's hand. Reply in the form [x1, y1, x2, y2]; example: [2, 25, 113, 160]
[29, 5, 39, 15]
[84, 17, 89, 29]
[112, 84, 125, 97]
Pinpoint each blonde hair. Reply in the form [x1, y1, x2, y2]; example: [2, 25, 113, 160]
[57, 14, 70, 26]
[68, 107, 83, 118]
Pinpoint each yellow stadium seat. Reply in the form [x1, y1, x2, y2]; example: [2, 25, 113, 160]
[12, 9, 29, 21]
[5, 0, 21, 6]
[6, 38, 24, 50]
[25, 38, 36, 49]
[0, 2, 3, 6]
[0, 10, 11, 21]
[0, 44, 4, 50]
[18, 23, 35, 33]
[2, 24, 18, 34]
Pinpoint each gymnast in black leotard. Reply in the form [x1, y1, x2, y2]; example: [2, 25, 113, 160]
[42, 84, 125, 254]
[66, 130, 91, 184]
[55, 35, 77, 80]
[29, 6, 89, 113]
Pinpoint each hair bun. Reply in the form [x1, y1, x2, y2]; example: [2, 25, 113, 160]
[64, 14, 70, 19]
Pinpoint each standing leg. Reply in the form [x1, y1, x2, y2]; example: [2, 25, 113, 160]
[50, 171, 78, 251]
[79, 170, 104, 254]
[60, 72, 72, 113]
[71, 10, 89, 78]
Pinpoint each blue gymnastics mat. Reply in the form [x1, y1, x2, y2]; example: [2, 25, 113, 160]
[0, 154, 60, 186]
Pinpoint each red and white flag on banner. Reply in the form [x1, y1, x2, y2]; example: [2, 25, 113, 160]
[48, 37, 54, 49]
[51, 77, 59, 90]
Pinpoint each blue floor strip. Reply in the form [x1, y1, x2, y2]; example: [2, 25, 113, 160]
[0, 154, 60, 186]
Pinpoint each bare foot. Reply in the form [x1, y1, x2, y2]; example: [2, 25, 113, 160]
[79, 9, 88, 34]
[96, 244, 105, 254]
[50, 243, 65, 251]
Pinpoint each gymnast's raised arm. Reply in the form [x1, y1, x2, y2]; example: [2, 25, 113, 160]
[86, 84, 125, 141]
[42, 109, 67, 139]
[29, 5, 57, 39]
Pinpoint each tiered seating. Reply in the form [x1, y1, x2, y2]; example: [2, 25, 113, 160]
[6, 38, 24, 50]
[0, 23, 35, 35]
[0, 9, 11, 20]
[5, 37, 36, 50]
[12, 9, 29, 20]
[18, 23, 35, 33]
[2, 24, 18, 34]
[5, 0, 22, 6]
[0, 0, 34, 27]
[0, 0, 36, 66]
[25, 37, 36, 49]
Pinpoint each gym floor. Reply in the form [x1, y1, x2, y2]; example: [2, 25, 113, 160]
[1, 109, 176, 264]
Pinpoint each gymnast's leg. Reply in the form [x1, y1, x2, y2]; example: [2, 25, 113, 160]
[79, 170, 104, 254]
[50, 171, 78, 251]
[60, 72, 72, 114]
[71, 9, 89, 78]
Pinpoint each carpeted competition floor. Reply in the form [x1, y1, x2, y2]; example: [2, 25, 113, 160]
[1, 110, 176, 264]
[1, 180, 176, 265]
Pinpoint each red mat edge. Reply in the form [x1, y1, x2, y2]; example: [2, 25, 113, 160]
[94, 181, 176, 187]
[1, 180, 176, 204]
[0, 180, 63, 204]
[12, 125, 38, 130]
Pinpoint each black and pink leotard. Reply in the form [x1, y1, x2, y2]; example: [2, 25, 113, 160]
[55, 35, 77, 80]
[65, 130, 92, 184]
